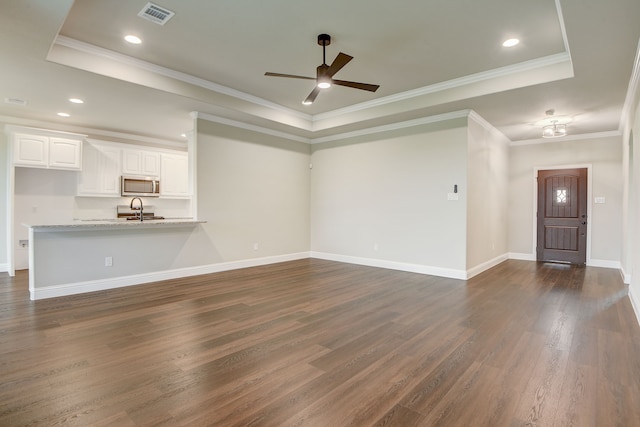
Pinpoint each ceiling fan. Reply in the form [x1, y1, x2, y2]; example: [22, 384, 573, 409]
[265, 34, 380, 105]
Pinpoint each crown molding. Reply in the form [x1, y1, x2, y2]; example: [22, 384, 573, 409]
[193, 112, 311, 144]
[52, 36, 573, 139]
[555, 0, 573, 62]
[511, 130, 622, 146]
[310, 110, 471, 144]
[467, 110, 511, 143]
[195, 110, 473, 145]
[619, 38, 640, 135]
[313, 52, 572, 123]
[53, 36, 312, 123]
[0, 114, 186, 148]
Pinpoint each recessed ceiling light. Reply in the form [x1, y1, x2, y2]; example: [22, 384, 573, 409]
[57, 112, 70, 117]
[69, 98, 84, 104]
[502, 38, 520, 48]
[124, 35, 142, 44]
[302, 100, 313, 105]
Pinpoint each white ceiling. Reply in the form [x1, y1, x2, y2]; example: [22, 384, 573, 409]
[0, 0, 639, 144]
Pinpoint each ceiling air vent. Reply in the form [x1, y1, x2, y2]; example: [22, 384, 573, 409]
[137, 2, 175, 25]
[4, 98, 27, 106]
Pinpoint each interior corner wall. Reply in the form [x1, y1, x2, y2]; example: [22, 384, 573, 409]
[195, 120, 311, 264]
[621, 128, 631, 280]
[466, 116, 509, 271]
[629, 102, 640, 316]
[508, 136, 623, 263]
[309, 120, 468, 274]
[0, 131, 8, 271]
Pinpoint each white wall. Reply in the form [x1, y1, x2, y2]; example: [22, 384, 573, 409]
[0, 132, 7, 271]
[310, 119, 469, 276]
[466, 114, 509, 271]
[621, 128, 633, 282]
[628, 99, 640, 318]
[196, 120, 311, 263]
[508, 136, 623, 265]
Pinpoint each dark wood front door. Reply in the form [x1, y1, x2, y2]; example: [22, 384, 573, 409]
[536, 168, 587, 264]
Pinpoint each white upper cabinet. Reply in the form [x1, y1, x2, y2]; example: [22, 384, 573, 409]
[49, 137, 83, 170]
[160, 152, 190, 198]
[77, 141, 122, 196]
[122, 149, 160, 177]
[11, 130, 84, 171]
[75, 138, 190, 198]
[12, 133, 48, 167]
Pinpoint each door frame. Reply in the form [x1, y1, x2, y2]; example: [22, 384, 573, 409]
[532, 164, 592, 264]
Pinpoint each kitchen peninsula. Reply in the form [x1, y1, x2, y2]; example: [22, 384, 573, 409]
[26, 218, 206, 300]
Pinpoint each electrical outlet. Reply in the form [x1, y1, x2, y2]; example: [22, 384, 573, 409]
[105, 256, 113, 267]
[253, 243, 259, 251]
[19, 240, 28, 248]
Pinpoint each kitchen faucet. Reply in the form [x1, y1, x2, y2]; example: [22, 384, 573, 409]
[130, 197, 144, 221]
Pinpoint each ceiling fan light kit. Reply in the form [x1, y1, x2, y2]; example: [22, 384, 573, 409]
[265, 33, 380, 105]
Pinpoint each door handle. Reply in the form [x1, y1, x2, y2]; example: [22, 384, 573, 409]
[581, 221, 587, 225]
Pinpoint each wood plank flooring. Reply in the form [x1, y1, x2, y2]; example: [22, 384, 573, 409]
[1, 259, 639, 426]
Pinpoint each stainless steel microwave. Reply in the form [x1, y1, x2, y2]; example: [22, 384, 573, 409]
[121, 176, 160, 197]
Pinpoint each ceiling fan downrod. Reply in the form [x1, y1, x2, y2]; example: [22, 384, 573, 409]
[318, 34, 331, 66]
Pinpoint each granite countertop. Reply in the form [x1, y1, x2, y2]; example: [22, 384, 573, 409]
[24, 218, 206, 231]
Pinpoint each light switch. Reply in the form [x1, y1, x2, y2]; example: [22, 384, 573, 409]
[594, 197, 605, 204]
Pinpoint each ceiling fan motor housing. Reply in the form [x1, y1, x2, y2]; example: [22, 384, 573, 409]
[317, 33, 331, 46]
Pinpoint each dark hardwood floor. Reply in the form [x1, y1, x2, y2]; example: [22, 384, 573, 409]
[1, 259, 639, 426]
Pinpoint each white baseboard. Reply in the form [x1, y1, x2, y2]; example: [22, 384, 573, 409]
[31, 250, 619, 301]
[310, 251, 468, 280]
[508, 253, 622, 271]
[30, 252, 310, 300]
[587, 258, 621, 269]
[629, 286, 640, 327]
[620, 266, 632, 285]
[509, 252, 536, 261]
[466, 254, 509, 279]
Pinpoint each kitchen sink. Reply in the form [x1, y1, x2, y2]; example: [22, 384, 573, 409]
[125, 216, 165, 221]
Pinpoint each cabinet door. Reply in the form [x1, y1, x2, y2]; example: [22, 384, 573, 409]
[121, 149, 142, 175]
[100, 146, 122, 195]
[141, 151, 160, 176]
[13, 133, 48, 167]
[49, 138, 82, 170]
[122, 149, 160, 176]
[160, 153, 190, 197]
[77, 143, 121, 196]
[77, 142, 101, 194]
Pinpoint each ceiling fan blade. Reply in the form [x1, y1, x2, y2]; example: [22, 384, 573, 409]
[265, 72, 315, 80]
[326, 52, 353, 77]
[303, 86, 321, 104]
[332, 79, 380, 92]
